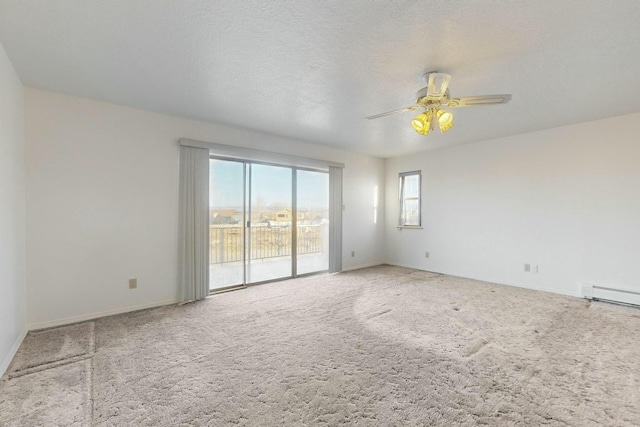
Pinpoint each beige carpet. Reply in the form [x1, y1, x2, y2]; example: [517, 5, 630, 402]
[2, 265, 639, 426]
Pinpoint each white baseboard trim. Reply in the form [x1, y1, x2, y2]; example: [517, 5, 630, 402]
[341, 262, 384, 272]
[29, 299, 178, 331]
[455, 273, 580, 299]
[1, 326, 28, 378]
[384, 262, 581, 299]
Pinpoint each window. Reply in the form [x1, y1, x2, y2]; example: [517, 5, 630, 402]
[398, 171, 421, 227]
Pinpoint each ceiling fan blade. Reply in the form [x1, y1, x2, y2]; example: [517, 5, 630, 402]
[364, 105, 419, 120]
[426, 73, 451, 98]
[446, 95, 512, 108]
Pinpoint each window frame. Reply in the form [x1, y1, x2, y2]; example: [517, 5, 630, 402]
[398, 171, 422, 228]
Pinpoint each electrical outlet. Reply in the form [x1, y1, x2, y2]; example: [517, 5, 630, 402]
[351, 251, 355, 257]
[524, 264, 531, 272]
[425, 251, 430, 258]
[129, 278, 137, 289]
[532, 265, 539, 273]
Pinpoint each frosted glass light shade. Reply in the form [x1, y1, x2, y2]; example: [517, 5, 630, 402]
[437, 109, 454, 133]
[411, 112, 430, 135]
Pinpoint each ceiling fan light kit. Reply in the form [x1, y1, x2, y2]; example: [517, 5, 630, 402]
[366, 71, 511, 137]
[410, 107, 454, 135]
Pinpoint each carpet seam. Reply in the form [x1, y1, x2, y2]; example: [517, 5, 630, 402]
[6, 354, 93, 379]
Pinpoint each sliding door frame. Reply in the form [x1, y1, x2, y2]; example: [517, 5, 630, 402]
[209, 155, 329, 291]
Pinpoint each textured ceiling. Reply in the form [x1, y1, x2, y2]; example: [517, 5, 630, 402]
[1, 0, 640, 158]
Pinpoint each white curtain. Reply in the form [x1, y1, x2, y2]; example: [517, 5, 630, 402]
[328, 166, 343, 273]
[178, 145, 210, 302]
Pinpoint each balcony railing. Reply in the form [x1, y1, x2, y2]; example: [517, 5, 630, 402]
[209, 223, 327, 265]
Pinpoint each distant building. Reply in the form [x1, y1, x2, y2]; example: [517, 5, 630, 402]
[275, 208, 307, 222]
[211, 209, 240, 225]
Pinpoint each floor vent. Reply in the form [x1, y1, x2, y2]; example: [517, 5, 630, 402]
[583, 283, 640, 307]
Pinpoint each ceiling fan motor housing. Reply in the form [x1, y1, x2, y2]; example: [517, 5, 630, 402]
[415, 86, 450, 107]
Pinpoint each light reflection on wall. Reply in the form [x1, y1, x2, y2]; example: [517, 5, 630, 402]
[373, 185, 378, 224]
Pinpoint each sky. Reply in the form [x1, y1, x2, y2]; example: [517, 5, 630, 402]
[209, 159, 329, 210]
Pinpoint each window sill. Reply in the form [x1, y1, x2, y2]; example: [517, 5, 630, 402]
[397, 225, 423, 230]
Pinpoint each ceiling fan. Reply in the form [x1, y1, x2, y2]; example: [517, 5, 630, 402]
[365, 72, 511, 135]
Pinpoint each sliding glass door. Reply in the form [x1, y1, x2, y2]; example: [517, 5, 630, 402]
[209, 159, 245, 290]
[209, 158, 328, 291]
[247, 163, 293, 284]
[296, 169, 329, 275]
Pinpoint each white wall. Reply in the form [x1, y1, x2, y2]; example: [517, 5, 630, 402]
[0, 42, 26, 374]
[385, 112, 640, 297]
[25, 89, 385, 327]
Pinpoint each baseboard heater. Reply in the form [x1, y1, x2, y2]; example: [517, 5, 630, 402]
[583, 283, 640, 307]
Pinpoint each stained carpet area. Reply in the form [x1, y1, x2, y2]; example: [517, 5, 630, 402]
[5, 322, 94, 378]
[1, 324, 93, 426]
[2, 265, 640, 426]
